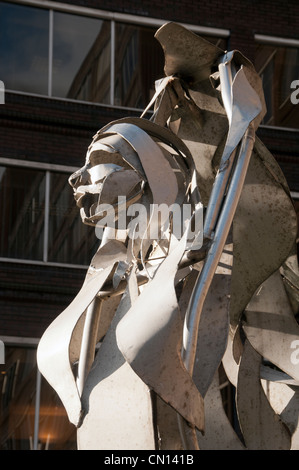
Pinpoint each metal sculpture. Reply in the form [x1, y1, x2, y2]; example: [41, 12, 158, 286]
[37, 23, 299, 450]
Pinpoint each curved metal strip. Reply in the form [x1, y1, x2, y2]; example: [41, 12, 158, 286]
[261, 380, 299, 450]
[155, 22, 224, 83]
[183, 124, 256, 375]
[102, 122, 178, 209]
[90, 132, 146, 180]
[99, 116, 202, 211]
[192, 253, 232, 397]
[177, 243, 232, 448]
[203, 65, 262, 238]
[100, 121, 181, 266]
[243, 270, 299, 382]
[196, 370, 245, 450]
[37, 240, 127, 426]
[181, 57, 262, 379]
[37, 265, 114, 426]
[236, 339, 291, 450]
[221, 327, 242, 388]
[154, 395, 184, 450]
[230, 142, 298, 331]
[78, 272, 156, 450]
[116, 231, 205, 432]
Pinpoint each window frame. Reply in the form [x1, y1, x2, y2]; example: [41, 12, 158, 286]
[1, 0, 230, 109]
[0, 157, 92, 269]
[0, 336, 76, 450]
[255, 33, 299, 132]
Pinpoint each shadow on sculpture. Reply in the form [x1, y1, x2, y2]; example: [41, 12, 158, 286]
[37, 23, 299, 450]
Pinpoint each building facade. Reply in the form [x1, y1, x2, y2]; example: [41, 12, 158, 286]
[0, 0, 298, 450]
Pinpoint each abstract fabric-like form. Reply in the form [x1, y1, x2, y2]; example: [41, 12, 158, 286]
[37, 23, 299, 450]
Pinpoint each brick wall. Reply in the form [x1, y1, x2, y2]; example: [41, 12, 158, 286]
[0, 262, 85, 337]
[0, 92, 139, 167]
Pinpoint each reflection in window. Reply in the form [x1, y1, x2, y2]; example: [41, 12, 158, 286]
[52, 12, 108, 101]
[0, 1, 49, 95]
[114, 25, 228, 109]
[37, 373, 76, 450]
[0, 165, 98, 266]
[114, 23, 165, 108]
[255, 42, 299, 128]
[0, 346, 76, 450]
[0, 1, 228, 109]
[48, 172, 98, 265]
[0, 347, 36, 450]
[0, 166, 45, 261]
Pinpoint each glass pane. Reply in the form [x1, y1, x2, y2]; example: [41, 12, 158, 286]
[255, 43, 299, 128]
[0, 2, 49, 95]
[114, 23, 165, 108]
[37, 375, 76, 450]
[52, 12, 110, 103]
[0, 166, 45, 260]
[114, 24, 228, 109]
[0, 346, 36, 450]
[48, 172, 98, 265]
[0, 346, 76, 450]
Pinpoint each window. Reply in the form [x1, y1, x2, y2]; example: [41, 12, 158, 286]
[114, 23, 164, 109]
[292, 194, 299, 259]
[0, 2, 107, 101]
[0, 2, 49, 95]
[0, 162, 98, 266]
[52, 11, 109, 101]
[47, 171, 97, 265]
[255, 36, 299, 129]
[0, 1, 229, 109]
[0, 166, 45, 260]
[0, 344, 76, 450]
